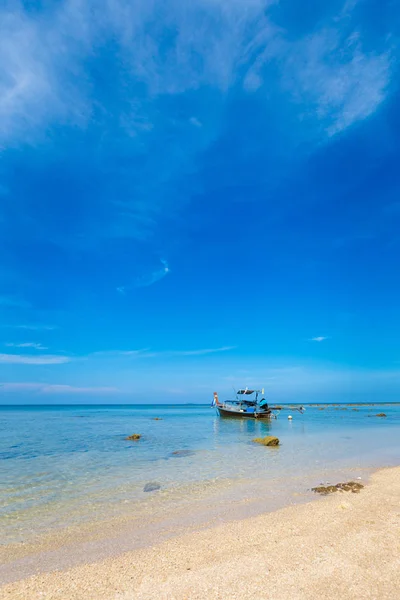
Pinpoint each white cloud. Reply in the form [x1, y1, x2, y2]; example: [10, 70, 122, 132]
[310, 337, 328, 342]
[0, 353, 71, 364]
[5, 342, 48, 350]
[0, 382, 117, 393]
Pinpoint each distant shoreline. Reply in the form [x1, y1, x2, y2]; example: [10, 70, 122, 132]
[1, 401, 400, 407]
[1, 465, 399, 600]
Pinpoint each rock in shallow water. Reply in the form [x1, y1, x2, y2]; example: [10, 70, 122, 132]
[143, 482, 161, 492]
[252, 436, 280, 446]
[367, 413, 387, 418]
[170, 449, 196, 457]
[126, 434, 141, 440]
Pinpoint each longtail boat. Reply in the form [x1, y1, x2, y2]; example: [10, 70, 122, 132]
[212, 388, 305, 419]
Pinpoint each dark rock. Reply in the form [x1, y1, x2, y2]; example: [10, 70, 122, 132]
[143, 482, 161, 493]
[126, 434, 141, 440]
[312, 481, 364, 495]
[152, 417, 163, 420]
[170, 449, 195, 457]
[367, 413, 387, 418]
[252, 436, 280, 447]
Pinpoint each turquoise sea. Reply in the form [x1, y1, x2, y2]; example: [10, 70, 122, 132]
[1, 403, 400, 546]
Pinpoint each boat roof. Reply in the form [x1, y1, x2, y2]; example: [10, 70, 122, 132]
[237, 389, 263, 395]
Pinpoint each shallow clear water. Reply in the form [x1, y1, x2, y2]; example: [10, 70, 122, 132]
[1, 403, 400, 544]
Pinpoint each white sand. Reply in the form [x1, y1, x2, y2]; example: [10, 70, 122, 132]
[1, 466, 399, 600]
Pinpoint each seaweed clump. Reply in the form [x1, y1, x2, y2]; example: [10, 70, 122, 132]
[312, 481, 364, 495]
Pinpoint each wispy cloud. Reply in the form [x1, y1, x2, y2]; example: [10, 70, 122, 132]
[0, 0, 394, 261]
[0, 1, 277, 252]
[310, 337, 328, 343]
[0, 0, 273, 146]
[0, 2, 89, 147]
[155, 346, 236, 357]
[118, 259, 170, 293]
[1, 2, 391, 148]
[14, 324, 58, 331]
[0, 0, 396, 323]
[0, 295, 30, 309]
[90, 349, 148, 359]
[189, 117, 203, 128]
[134, 259, 169, 288]
[90, 346, 236, 359]
[0, 353, 71, 365]
[0, 382, 118, 394]
[5, 342, 48, 350]
[245, 23, 392, 136]
[41, 384, 117, 394]
[288, 29, 392, 136]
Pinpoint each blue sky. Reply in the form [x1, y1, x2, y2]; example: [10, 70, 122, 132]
[1, 0, 400, 404]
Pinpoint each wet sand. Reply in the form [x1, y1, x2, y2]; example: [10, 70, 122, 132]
[1, 466, 399, 600]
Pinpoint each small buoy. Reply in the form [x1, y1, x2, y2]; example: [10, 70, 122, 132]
[288, 415, 293, 420]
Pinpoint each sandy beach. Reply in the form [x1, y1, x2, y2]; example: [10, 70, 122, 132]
[1, 465, 399, 600]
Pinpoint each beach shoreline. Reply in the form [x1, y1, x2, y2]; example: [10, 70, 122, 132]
[0, 462, 379, 582]
[1, 465, 399, 599]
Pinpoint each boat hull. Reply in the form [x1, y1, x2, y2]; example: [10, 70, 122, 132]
[216, 406, 272, 419]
